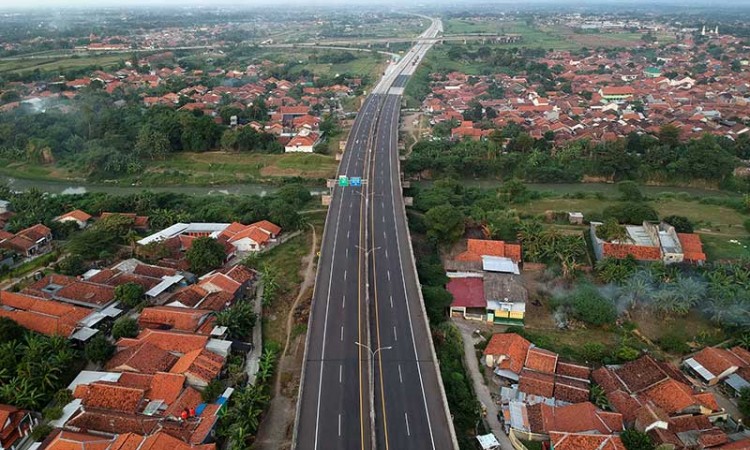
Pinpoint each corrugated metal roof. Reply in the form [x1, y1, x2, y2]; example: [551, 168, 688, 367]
[482, 256, 520, 274]
[685, 357, 716, 381]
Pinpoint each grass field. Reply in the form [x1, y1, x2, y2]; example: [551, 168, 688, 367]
[0, 54, 124, 75]
[442, 18, 675, 51]
[0, 151, 339, 187]
[142, 152, 338, 185]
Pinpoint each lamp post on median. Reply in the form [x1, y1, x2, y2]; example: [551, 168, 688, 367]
[355, 341, 392, 363]
[355, 341, 391, 450]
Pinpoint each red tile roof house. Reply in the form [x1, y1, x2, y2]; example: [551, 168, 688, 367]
[284, 130, 321, 153]
[59, 372, 221, 447]
[100, 213, 150, 231]
[40, 430, 216, 450]
[0, 291, 90, 337]
[592, 355, 723, 429]
[0, 223, 53, 258]
[455, 239, 522, 264]
[106, 329, 229, 389]
[54, 209, 92, 229]
[446, 276, 486, 321]
[0, 403, 36, 450]
[24, 274, 116, 309]
[548, 432, 625, 450]
[683, 346, 750, 386]
[483, 333, 531, 381]
[590, 221, 707, 265]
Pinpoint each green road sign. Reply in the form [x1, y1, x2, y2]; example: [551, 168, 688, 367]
[338, 175, 349, 187]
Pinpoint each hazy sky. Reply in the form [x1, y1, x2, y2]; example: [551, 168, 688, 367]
[0, 0, 745, 8]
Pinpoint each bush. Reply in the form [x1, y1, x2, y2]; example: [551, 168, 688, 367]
[85, 334, 115, 364]
[111, 317, 139, 340]
[602, 202, 658, 224]
[621, 429, 655, 450]
[569, 285, 617, 326]
[663, 215, 694, 233]
[659, 329, 690, 354]
[202, 379, 225, 403]
[618, 181, 644, 202]
[580, 342, 607, 363]
[43, 405, 64, 420]
[31, 424, 54, 441]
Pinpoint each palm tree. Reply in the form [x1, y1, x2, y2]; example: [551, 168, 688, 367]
[621, 273, 653, 309]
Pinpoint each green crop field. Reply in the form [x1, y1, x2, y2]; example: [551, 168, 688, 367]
[0, 54, 124, 75]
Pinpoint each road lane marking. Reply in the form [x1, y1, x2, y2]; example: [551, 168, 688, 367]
[340, 326, 344, 341]
[385, 249, 388, 259]
[405, 413, 411, 436]
[339, 413, 342, 436]
[387, 95, 438, 450]
[346, 248, 349, 257]
[342, 295, 346, 309]
[398, 364, 403, 383]
[344, 270, 347, 280]
[340, 365, 343, 383]
[393, 326, 398, 342]
[387, 270, 390, 281]
[390, 295, 393, 308]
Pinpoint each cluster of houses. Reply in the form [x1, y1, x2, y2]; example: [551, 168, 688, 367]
[0, 206, 284, 450]
[422, 32, 749, 145]
[446, 239, 528, 326]
[484, 333, 750, 450]
[0, 57, 361, 154]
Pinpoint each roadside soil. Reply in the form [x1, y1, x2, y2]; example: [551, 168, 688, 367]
[253, 224, 320, 450]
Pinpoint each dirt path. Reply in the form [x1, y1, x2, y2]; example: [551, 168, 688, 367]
[254, 224, 318, 450]
[453, 319, 514, 450]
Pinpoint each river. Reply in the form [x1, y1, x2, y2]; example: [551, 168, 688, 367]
[0, 176, 328, 197]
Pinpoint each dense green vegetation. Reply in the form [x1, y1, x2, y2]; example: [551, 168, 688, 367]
[0, 318, 82, 410]
[0, 91, 279, 179]
[406, 126, 749, 190]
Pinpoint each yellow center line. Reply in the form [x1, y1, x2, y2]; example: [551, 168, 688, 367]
[371, 97, 390, 450]
[357, 114, 368, 450]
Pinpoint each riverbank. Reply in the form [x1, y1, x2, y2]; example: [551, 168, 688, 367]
[0, 151, 339, 195]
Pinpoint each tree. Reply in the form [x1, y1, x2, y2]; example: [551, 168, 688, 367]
[114, 282, 145, 308]
[422, 286, 453, 324]
[662, 215, 693, 233]
[659, 124, 681, 148]
[739, 387, 750, 418]
[56, 254, 86, 276]
[499, 179, 529, 204]
[617, 181, 643, 202]
[111, 317, 139, 340]
[186, 237, 226, 275]
[621, 429, 655, 450]
[215, 302, 257, 341]
[603, 202, 658, 224]
[0, 318, 25, 343]
[424, 204, 465, 246]
[85, 335, 115, 365]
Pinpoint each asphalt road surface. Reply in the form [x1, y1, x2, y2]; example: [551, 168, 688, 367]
[295, 17, 455, 450]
